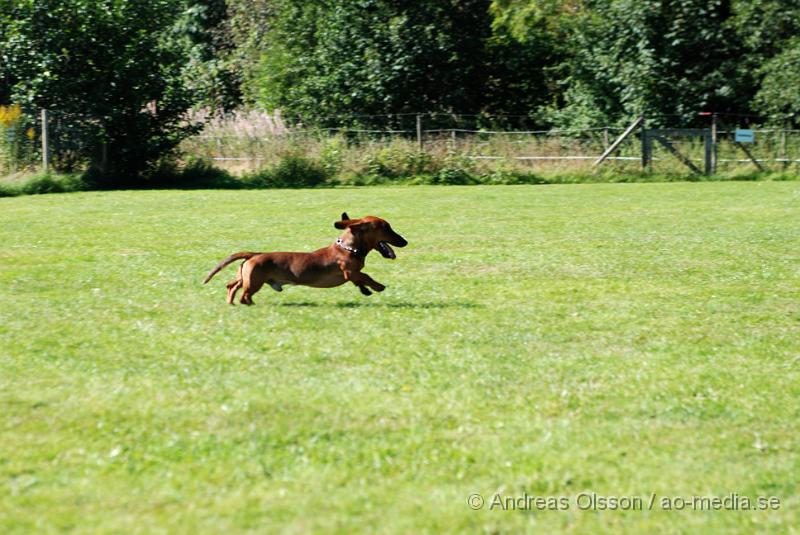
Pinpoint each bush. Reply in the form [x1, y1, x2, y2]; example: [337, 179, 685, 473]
[149, 157, 239, 189]
[361, 147, 440, 181]
[243, 154, 332, 188]
[429, 154, 478, 185]
[0, 172, 87, 196]
[480, 169, 547, 185]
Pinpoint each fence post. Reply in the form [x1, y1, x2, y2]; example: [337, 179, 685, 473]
[710, 113, 717, 174]
[640, 118, 650, 170]
[781, 128, 787, 170]
[416, 114, 423, 151]
[41, 109, 50, 172]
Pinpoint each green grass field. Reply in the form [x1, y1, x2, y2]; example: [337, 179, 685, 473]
[1, 182, 798, 533]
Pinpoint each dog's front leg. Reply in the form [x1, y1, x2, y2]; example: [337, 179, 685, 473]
[345, 270, 386, 293]
[340, 263, 384, 295]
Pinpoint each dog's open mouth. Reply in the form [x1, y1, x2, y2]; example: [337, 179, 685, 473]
[377, 241, 396, 259]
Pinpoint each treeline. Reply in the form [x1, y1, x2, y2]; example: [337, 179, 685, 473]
[1, 0, 799, 178]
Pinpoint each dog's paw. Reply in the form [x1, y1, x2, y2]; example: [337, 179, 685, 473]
[373, 284, 386, 292]
[359, 286, 372, 296]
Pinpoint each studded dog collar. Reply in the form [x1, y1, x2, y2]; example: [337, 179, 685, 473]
[335, 238, 363, 256]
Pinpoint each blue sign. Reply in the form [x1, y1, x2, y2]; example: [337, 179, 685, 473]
[735, 129, 755, 143]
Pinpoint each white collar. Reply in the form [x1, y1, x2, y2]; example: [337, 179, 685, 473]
[335, 238, 361, 256]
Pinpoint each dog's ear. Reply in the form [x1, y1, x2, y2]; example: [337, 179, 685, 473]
[341, 212, 350, 220]
[347, 220, 370, 233]
[335, 218, 369, 231]
[335, 217, 356, 229]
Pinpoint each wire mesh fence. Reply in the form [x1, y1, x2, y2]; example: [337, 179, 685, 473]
[180, 111, 641, 175]
[0, 106, 104, 175]
[180, 112, 800, 176]
[0, 105, 40, 174]
[3, 108, 800, 177]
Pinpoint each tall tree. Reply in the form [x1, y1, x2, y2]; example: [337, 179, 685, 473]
[225, 0, 277, 106]
[2, 0, 201, 180]
[0, 0, 15, 103]
[253, 0, 497, 127]
[545, 0, 745, 128]
[177, 0, 242, 111]
[485, 0, 582, 120]
[754, 40, 800, 126]
[731, 0, 800, 125]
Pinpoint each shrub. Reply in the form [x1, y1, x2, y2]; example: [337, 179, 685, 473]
[361, 146, 441, 181]
[0, 172, 87, 196]
[244, 153, 332, 188]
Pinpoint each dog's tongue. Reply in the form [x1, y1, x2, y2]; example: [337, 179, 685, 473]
[378, 241, 396, 259]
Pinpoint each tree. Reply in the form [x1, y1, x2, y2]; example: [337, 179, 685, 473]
[545, 0, 746, 128]
[1, 0, 201, 180]
[253, 0, 498, 127]
[754, 40, 800, 126]
[224, 0, 278, 106]
[0, 0, 14, 103]
[730, 0, 800, 125]
[176, 0, 242, 112]
[487, 0, 584, 124]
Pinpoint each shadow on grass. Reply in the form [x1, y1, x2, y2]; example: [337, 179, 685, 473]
[278, 300, 482, 309]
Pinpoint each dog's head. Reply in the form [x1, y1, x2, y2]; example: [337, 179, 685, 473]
[334, 212, 408, 259]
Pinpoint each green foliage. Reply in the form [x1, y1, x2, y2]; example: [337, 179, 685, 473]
[546, 0, 746, 128]
[268, 153, 331, 187]
[318, 135, 347, 177]
[242, 0, 800, 130]
[2, 0, 202, 180]
[253, 0, 502, 126]
[0, 0, 13, 103]
[0, 172, 86, 197]
[136, 155, 239, 189]
[487, 0, 582, 114]
[362, 148, 438, 180]
[244, 153, 332, 188]
[1, 160, 797, 197]
[18, 172, 86, 195]
[224, 0, 277, 106]
[754, 39, 800, 126]
[730, 0, 800, 59]
[176, 0, 242, 111]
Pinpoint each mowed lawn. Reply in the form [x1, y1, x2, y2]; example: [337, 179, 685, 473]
[0, 182, 798, 534]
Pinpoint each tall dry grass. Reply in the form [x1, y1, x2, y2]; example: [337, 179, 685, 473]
[131, 109, 800, 179]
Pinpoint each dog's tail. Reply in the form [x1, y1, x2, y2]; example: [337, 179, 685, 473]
[203, 252, 258, 284]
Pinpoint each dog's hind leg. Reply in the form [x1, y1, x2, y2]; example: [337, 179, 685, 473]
[240, 280, 264, 305]
[239, 262, 265, 305]
[226, 279, 242, 304]
[226, 263, 244, 304]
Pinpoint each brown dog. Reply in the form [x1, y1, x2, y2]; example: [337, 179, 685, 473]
[204, 213, 408, 305]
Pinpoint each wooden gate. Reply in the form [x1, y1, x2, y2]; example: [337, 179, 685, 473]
[643, 129, 713, 175]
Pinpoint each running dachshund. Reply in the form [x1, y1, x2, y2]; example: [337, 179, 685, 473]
[203, 213, 408, 305]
